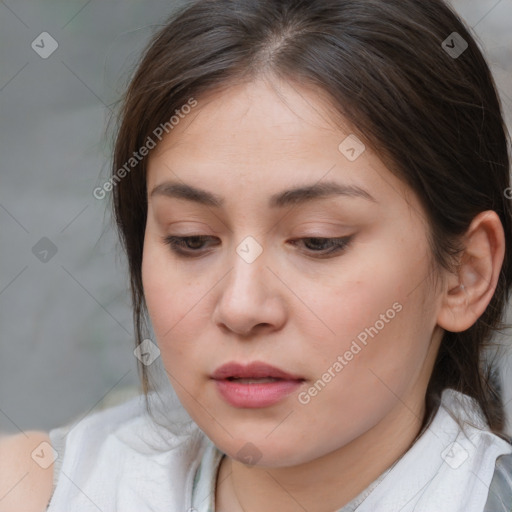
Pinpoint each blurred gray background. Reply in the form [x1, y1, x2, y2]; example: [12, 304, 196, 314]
[0, 0, 511, 436]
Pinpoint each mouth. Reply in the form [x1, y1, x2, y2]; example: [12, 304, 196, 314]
[211, 361, 305, 382]
[211, 361, 305, 408]
[225, 377, 286, 384]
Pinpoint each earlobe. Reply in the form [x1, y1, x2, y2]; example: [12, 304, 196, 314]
[437, 211, 505, 333]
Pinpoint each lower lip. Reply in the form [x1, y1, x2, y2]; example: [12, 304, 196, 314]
[214, 379, 303, 408]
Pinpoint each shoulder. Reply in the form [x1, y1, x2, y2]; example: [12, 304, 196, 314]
[436, 390, 512, 509]
[484, 449, 512, 512]
[0, 394, 147, 512]
[0, 430, 54, 512]
[45, 392, 206, 510]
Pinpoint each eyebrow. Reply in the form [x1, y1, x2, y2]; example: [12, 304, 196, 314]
[150, 180, 377, 208]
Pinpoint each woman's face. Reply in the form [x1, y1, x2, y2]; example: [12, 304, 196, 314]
[142, 77, 445, 467]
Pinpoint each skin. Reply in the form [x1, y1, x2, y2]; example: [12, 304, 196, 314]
[142, 75, 505, 512]
[0, 431, 54, 512]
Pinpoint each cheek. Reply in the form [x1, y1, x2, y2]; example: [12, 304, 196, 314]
[142, 238, 174, 331]
[142, 237, 185, 349]
[141, 235, 212, 369]
[142, 240, 214, 424]
[304, 245, 420, 344]
[301, 235, 434, 394]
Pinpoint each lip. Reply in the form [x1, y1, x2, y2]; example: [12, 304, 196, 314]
[211, 361, 304, 381]
[211, 361, 305, 408]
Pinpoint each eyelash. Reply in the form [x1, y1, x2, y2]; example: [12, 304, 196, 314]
[162, 235, 353, 259]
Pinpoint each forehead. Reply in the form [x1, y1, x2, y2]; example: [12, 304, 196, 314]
[150, 77, 347, 163]
[145, 77, 417, 216]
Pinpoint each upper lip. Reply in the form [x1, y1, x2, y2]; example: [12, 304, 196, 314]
[211, 361, 304, 381]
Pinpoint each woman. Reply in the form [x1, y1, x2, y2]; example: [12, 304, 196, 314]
[2, 0, 512, 511]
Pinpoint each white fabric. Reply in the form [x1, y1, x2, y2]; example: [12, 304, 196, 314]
[46, 389, 512, 512]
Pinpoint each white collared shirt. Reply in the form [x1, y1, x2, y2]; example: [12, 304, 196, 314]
[46, 389, 512, 512]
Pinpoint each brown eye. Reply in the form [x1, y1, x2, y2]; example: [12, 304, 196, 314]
[289, 236, 353, 258]
[163, 235, 218, 257]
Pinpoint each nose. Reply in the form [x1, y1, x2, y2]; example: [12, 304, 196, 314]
[212, 246, 287, 337]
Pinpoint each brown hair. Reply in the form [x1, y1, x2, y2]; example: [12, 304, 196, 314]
[111, 0, 512, 435]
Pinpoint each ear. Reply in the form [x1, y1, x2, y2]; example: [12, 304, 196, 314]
[437, 211, 505, 333]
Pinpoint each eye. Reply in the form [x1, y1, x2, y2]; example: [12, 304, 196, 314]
[162, 235, 353, 259]
[289, 236, 353, 258]
[163, 235, 217, 256]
